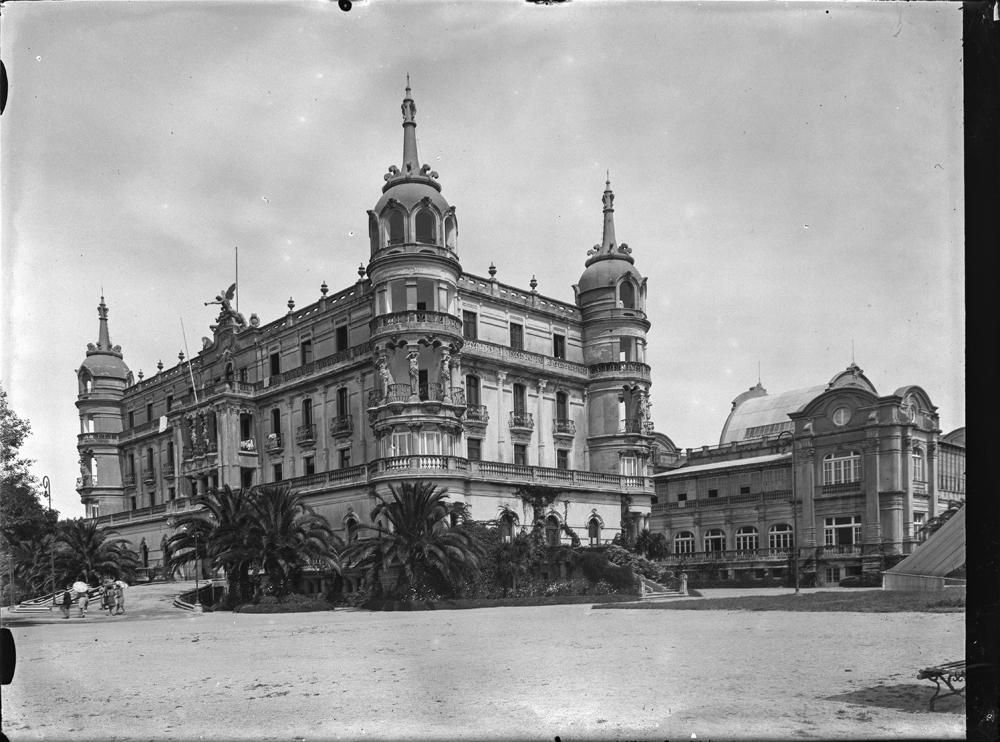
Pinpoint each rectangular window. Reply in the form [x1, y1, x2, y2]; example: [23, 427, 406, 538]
[418, 369, 429, 400]
[824, 516, 863, 550]
[168, 487, 176, 501]
[300, 339, 313, 366]
[302, 398, 313, 427]
[335, 325, 349, 352]
[556, 449, 569, 470]
[552, 334, 566, 359]
[708, 489, 719, 498]
[166, 395, 174, 412]
[146, 403, 153, 422]
[467, 438, 482, 461]
[391, 431, 411, 456]
[509, 322, 524, 350]
[239, 367, 248, 383]
[513, 444, 528, 466]
[337, 387, 349, 418]
[462, 311, 478, 340]
[240, 469, 254, 489]
[269, 352, 281, 376]
[620, 455, 639, 476]
[273, 463, 283, 482]
[465, 375, 481, 406]
[739, 486, 750, 495]
[339, 449, 351, 468]
[149, 490, 156, 507]
[304, 457, 315, 476]
[677, 492, 687, 502]
[130, 496, 137, 511]
[417, 431, 442, 455]
[128, 410, 135, 428]
[271, 408, 281, 434]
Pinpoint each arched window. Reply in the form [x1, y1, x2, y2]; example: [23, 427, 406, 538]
[768, 523, 794, 551]
[619, 281, 636, 309]
[415, 209, 436, 244]
[823, 451, 862, 485]
[735, 526, 758, 552]
[545, 515, 561, 546]
[368, 213, 379, 253]
[386, 210, 405, 245]
[588, 517, 602, 546]
[704, 528, 726, 553]
[674, 531, 695, 554]
[345, 517, 359, 543]
[465, 375, 481, 407]
[444, 214, 457, 249]
[499, 512, 517, 543]
[79, 371, 94, 394]
[912, 444, 926, 482]
[555, 391, 569, 422]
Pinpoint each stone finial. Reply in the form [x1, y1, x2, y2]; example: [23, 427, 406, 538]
[320, 281, 329, 297]
[358, 263, 366, 280]
[287, 297, 295, 312]
[488, 262, 497, 279]
[530, 275, 538, 292]
[157, 360, 164, 373]
[138, 370, 144, 381]
[178, 351, 185, 363]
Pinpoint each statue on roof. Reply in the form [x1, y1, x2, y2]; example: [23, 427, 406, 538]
[205, 283, 247, 330]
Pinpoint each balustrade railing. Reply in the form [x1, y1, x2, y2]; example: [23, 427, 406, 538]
[509, 411, 534, 429]
[77, 432, 120, 444]
[619, 419, 649, 434]
[122, 475, 136, 488]
[265, 433, 283, 452]
[461, 339, 589, 376]
[662, 548, 796, 565]
[239, 438, 257, 453]
[588, 361, 651, 379]
[386, 383, 412, 403]
[370, 310, 462, 335]
[820, 482, 862, 494]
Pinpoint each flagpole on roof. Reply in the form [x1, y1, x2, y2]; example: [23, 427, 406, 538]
[180, 318, 199, 405]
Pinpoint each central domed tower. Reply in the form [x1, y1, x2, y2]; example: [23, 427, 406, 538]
[575, 178, 653, 481]
[365, 80, 466, 467]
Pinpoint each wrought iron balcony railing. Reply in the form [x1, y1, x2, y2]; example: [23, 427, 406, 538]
[465, 404, 489, 424]
[553, 418, 576, 436]
[509, 411, 534, 430]
[296, 424, 317, 446]
[330, 415, 353, 437]
[265, 433, 283, 453]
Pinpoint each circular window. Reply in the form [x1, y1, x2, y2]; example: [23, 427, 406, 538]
[832, 407, 851, 427]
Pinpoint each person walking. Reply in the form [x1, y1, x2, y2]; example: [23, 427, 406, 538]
[113, 583, 125, 615]
[60, 586, 72, 619]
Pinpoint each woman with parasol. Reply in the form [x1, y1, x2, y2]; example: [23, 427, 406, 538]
[72, 579, 90, 618]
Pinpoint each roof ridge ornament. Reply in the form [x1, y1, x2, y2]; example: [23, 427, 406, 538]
[383, 78, 441, 190]
[584, 175, 634, 267]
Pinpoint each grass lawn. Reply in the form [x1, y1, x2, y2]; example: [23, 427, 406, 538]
[594, 588, 965, 612]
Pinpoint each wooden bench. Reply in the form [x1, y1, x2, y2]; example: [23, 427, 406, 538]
[917, 661, 970, 711]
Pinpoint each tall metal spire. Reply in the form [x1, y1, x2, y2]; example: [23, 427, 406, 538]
[600, 173, 617, 253]
[400, 76, 420, 176]
[97, 295, 112, 351]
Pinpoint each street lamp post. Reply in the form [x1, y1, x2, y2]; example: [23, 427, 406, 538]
[42, 476, 56, 609]
[776, 431, 801, 594]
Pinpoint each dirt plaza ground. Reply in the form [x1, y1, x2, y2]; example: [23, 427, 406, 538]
[1, 583, 965, 741]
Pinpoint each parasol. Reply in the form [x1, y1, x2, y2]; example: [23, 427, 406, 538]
[72, 581, 90, 594]
[114, 580, 129, 589]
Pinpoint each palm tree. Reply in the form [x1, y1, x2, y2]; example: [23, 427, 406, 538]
[343, 481, 485, 600]
[247, 485, 341, 599]
[166, 485, 258, 607]
[55, 518, 139, 583]
[5, 533, 54, 598]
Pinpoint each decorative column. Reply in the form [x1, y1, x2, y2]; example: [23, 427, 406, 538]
[901, 435, 913, 545]
[927, 441, 939, 519]
[801, 445, 817, 547]
[863, 436, 882, 549]
[319, 386, 330, 471]
[496, 370, 507, 462]
[536, 379, 548, 468]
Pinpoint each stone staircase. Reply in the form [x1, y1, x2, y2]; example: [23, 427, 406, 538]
[638, 575, 687, 601]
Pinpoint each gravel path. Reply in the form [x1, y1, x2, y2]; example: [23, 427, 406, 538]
[2, 589, 964, 740]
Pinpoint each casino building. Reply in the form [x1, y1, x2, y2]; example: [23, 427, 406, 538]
[74, 82, 680, 573]
[649, 367, 965, 586]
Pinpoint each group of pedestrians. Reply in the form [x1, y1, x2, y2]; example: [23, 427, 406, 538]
[58, 578, 126, 619]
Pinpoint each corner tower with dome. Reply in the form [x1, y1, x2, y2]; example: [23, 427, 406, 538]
[71, 81, 681, 583]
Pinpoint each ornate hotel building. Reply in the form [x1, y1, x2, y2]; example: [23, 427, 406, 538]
[74, 83, 680, 568]
[649, 366, 966, 585]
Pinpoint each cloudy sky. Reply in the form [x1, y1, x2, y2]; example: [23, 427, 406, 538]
[2, 1, 963, 517]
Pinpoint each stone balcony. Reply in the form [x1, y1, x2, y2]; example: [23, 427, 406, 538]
[77, 432, 120, 446]
[264, 433, 283, 454]
[587, 361, 651, 382]
[552, 418, 576, 440]
[296, 423, 317, 447]
[330, 415, 353, 438]
[369, 310, 463, 340]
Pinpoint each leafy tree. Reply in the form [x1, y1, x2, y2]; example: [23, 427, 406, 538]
[55, 519, 139, 583]
[343, 481, 485, 600]
[166, 485, 257, 606]
[0, 385, 57, 603]
[248, 485, 341, 599]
